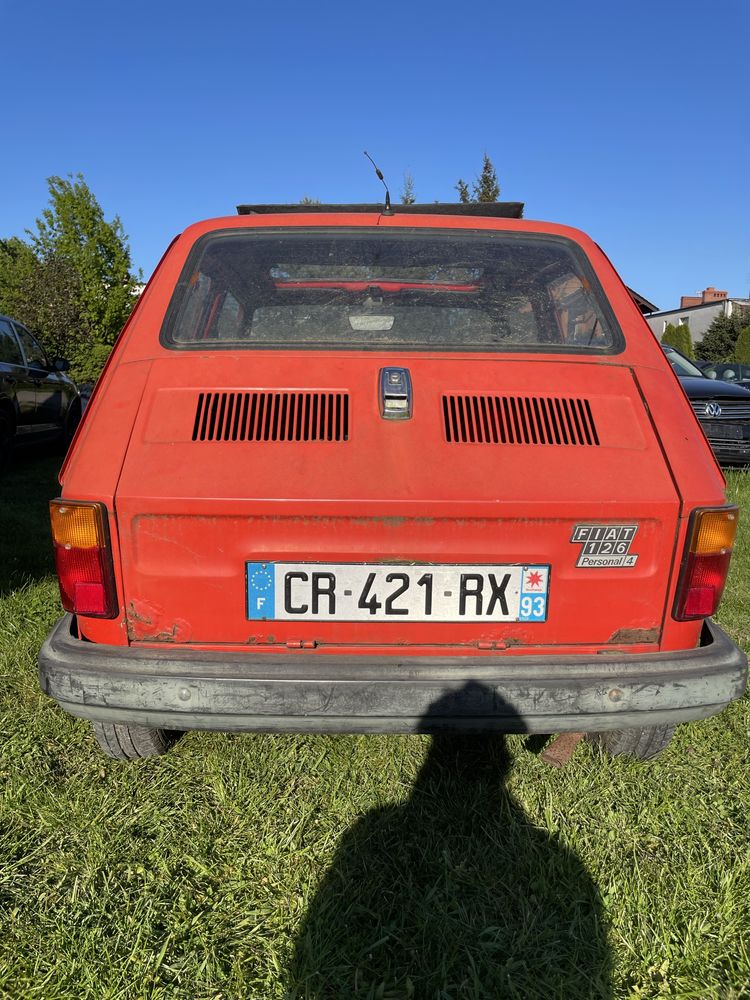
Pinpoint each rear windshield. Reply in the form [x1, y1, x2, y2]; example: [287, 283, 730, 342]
[162, 229, 621, 353]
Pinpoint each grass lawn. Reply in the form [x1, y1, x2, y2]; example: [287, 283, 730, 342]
[1, 452, 749, 999]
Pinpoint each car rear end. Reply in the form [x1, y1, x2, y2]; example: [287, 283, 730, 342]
[39, 207, 747, 758]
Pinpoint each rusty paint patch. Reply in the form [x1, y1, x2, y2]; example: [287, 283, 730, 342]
[126, 598, 191, 643]
[127, 601, 153, 626]
[608, 627, 660, 644]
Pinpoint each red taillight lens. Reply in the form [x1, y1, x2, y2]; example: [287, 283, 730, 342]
[49, 500, 118, 619]
[673, 507, 738, 621]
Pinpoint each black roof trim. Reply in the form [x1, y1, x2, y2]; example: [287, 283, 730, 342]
[236, 202, 524, 219]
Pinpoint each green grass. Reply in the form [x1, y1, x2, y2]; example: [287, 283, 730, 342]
[1, 455, 749, 999]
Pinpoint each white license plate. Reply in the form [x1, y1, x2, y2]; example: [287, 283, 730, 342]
[246, 562, 549, 622]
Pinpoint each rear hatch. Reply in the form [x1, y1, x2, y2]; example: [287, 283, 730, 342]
[115, 354, 679, 650]
[114, 224, 679, 650]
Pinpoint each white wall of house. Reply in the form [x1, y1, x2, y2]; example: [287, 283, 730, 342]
[645, 299, 750, 343]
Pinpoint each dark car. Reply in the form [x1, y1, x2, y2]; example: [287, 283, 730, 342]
[662, 344, 750, 465]
[0, 314, 81, 471]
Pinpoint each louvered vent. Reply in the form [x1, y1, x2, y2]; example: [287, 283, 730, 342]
[192, 391, 349, 442]
[442, 395, 599, 446]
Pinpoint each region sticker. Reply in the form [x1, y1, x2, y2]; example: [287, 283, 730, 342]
[571, 524, 639, 568]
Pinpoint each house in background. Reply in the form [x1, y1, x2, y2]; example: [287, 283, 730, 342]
[645, 286, 750, 343]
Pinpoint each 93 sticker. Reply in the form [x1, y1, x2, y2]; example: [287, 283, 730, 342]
[571, 524, 639, 568]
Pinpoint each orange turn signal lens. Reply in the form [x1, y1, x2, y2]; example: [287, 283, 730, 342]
[49, 501, 107, 550]
[688, 507, 738, 555]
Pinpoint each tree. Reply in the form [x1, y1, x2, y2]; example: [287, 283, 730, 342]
[28, 174, 139, 380]
[734, 325, 750, 364]
[695, 307, 750, 363]
[400, 172, 416, 205]
[473, 153, 500, 202]
[299, 196, 321, 205]
[0, 238, 38, 318]
[0, 246, 84, 362]
[661, 322, 694, 358]
[455, 154, 500, 204]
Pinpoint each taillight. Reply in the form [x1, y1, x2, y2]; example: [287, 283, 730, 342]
[673, 506, 738, 621]
[49, 500, 118, 619]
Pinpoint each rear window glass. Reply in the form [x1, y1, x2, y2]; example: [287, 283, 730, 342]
[162, 230, 620, 354]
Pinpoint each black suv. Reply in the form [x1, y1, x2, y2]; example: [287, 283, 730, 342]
[0, 314, 81, 471]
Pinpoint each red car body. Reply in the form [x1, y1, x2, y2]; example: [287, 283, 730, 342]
[39, 206, 747, 759]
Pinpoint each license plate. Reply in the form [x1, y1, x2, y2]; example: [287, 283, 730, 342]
[706, 423, 743, 441]
[246, 562, 549, 622]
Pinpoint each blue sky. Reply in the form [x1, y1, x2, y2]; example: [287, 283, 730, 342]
[2, 0, 748, 309]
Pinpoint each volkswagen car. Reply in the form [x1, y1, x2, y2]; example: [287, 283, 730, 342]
[662, 344, 750, 466]
[38, 204, 747, 761]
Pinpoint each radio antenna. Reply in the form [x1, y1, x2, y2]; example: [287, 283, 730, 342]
[363, 151, 392, 214]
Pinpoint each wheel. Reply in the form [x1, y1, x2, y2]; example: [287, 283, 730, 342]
[0, 411, 15, 475]
[91, 721, 182, 759]
[587, 724, 675, 761]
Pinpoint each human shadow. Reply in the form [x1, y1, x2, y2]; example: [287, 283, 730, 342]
[286, 684, 611, 999]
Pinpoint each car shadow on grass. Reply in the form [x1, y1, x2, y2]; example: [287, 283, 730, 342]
[286, 685, 612, 999]
[0, 450, 61, 596]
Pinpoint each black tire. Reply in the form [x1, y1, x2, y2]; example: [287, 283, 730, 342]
[91, 721, 182, 759]
[587, 724, 675, 761]
[0, 411, 15, 475]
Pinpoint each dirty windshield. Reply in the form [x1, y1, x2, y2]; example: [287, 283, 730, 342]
[163, 230, 619, 353]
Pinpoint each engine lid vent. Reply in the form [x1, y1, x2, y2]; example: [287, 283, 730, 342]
[193, 391, 349, 442]
[442, 394, 599, 446]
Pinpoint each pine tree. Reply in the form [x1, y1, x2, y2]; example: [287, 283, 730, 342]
[455, 154, 501, 204]
[695, 308, 750, 362]
[400, 172, 416, 205]
[472, 153, 500, 202]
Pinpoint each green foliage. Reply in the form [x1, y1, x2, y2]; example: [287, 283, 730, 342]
[661, 322, 694, 358]
[455, 154, 501, 204]
[733, 325, 750, 364]
[473, 152, 500, 202]
[400, 171, 416, 205]
[0, 175, 139, 382]
[299, 196, 321, 205]
[455, 179, 471, 203]
[696, 307, 750, 363]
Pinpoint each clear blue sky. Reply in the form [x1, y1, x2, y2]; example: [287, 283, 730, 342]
[2, 0, 748, 309]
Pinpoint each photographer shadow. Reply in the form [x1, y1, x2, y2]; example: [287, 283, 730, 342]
[287, 683, 611, 999]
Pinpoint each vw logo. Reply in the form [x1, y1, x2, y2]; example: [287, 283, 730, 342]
[705, 402, 723, 417]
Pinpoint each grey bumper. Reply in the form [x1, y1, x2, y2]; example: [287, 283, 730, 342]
[39, 615, 747, 734]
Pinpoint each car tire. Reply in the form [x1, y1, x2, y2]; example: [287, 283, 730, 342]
[91, 721, 182, 759]
[0, 412, 15, 475]
[587, 724, 675, 761]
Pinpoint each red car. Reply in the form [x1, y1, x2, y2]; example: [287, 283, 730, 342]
[39, 203, 747, 760]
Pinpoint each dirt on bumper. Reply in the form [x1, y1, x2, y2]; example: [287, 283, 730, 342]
[39, 615, 747, 735]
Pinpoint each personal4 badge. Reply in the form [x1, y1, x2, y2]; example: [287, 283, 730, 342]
[571, 524, 639, 568]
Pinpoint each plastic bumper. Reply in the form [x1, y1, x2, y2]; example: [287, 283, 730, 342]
[39, 615, 747, 734]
